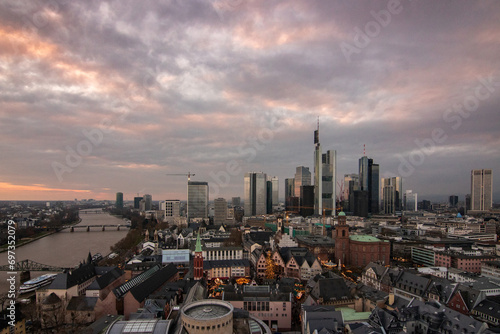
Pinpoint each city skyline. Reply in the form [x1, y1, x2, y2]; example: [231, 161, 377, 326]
[1, 1, 500, 202]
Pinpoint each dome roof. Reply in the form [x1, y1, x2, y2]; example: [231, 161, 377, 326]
[338, 211, 346, 216]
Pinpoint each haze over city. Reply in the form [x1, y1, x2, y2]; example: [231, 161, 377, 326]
[1, 0, 499, 202]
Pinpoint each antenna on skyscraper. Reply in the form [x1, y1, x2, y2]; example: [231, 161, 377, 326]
[363, 144, 366, 156]
[317, 116, 319, 130]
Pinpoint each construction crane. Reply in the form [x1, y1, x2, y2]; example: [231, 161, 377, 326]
[165, 172, 195, 181]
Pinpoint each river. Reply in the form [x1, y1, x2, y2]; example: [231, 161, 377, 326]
[0, 209, 129, 295]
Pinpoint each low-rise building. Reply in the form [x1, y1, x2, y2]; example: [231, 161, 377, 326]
[481, 260, 500, 280]
[222, 284, 292, 331]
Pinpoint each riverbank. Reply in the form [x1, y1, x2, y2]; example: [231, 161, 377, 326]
[0, 218, 82, 253]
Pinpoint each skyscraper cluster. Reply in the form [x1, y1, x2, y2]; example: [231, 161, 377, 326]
[244, 172, 279, 216]
[280, 121, 410, 217]
[282, 122, 337, 217]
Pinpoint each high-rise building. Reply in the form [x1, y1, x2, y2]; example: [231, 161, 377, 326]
[188, 181, 209, 220]
[368, 159, 380, 214]
[322, 150, 336, 216]
[313, 122, 336, 216]
[115, 192, 123, 210]
[471, 169, 493, 211]
[294, 167, 311, 203]
[404, 190, 417, 212]
[449, 195, 459, 208]
[359, 156, 379, 215]
[300, 185, 314, 217]
[231, 197, 241, 207]
[345, 174, 360, 213]
[133, 196, 142, 209]
[343, 174, 359, 203]
[271, 176, 279, 207]
[353, 190, 369, 218]
[266, 180, 273, 214]
[143, 194, 152, 211]
[244, 172, 267, 216]
[164, 200, 180, 218]
[359, 157, 369, 192]
[214, 198, 228, 225]
[314, 124, 322, 215]
[285, 178, 295, 210]
[381, 177, 402, 214]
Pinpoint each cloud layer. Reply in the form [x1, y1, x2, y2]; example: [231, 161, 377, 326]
[1, 0, 499, 203]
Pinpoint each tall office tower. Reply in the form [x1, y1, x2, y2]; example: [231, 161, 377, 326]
[353, 190, 369, 218]
[133, 196, 142, 209]
[314, 123, 322, 215]
[359, 156, 369, 192]
[300, 185, 315, 217]
[465, 194, 471, 212]
[449, 195, 459, 208]
[285, 178, 295, 210]
[266, 180, 273, 214]
[271, 176, 279, 207]
[322, 150, 336, 216]
[344, 174, 360, 212]
[187, 181, 209, 220]
[404, 190, 417, 211]
[381, 177, 402, 214]
[244, 172, 267, 216]
[231, 197, 241, 207]
[368, 159, 380, 214]
[294, 167, 311, 202]
[359, 156, 379, 214]
[471, 169, 493, 211]
[343, 174, 359, 202]
[164, 200, 180, 218]
[115, 192, 123, 210]
[143, 194, 152, 211]
[214, 198, 228, 225]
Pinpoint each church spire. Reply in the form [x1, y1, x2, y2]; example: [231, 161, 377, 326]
[195, 231, 203, 253]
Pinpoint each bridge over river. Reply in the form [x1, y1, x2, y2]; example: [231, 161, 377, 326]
[62, 224, 131, 232]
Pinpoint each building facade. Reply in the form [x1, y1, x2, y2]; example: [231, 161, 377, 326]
[333, 212, 390, 267]
[471, 169, 493, 211]
[188, 181, 209, 220]
[214, 198, 228, 225]
[244, 172, 267, 216]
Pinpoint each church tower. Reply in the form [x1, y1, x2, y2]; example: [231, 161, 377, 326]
[334, 212, 349, 267]
[193, 232, 204, 280]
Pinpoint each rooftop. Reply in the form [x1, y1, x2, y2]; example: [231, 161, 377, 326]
[182, 300, 233, 320]
[338, 307, 371, 322]
[349, 235, 385, 243]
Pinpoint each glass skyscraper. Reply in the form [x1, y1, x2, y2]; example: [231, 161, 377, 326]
[244, 172, 267, 216]
[471, 169, 493, 211]
[187, 181, 208, 220]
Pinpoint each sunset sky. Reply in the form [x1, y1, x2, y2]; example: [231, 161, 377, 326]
[1, 0, 499, 203]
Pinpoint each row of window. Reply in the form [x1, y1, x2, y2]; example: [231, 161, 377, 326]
[183, 320, 231, 330]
